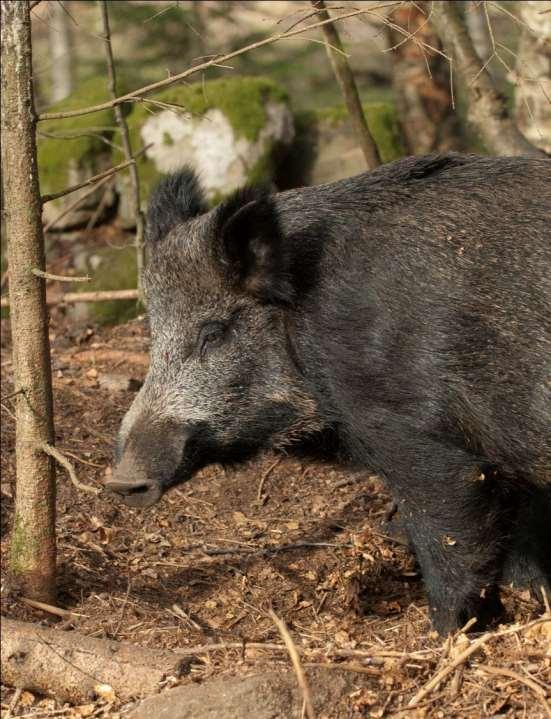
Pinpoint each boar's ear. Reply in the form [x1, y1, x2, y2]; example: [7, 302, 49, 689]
[146, 168, 207, 244]
[216, 187, 294, 304]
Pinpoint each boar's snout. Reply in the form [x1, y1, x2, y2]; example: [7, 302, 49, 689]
[105, 475, 162, 509]
[106, 418, 198, 508]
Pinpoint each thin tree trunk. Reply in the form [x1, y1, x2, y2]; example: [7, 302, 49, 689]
[48, 0, 73, 102]
[464, 1, 492, 74]
[99, 0, 146, 301]
[514, 1, 551, 154]
[430, 0, 543, 156]
[1, 0, 56, 602]
[311, 0, 381, 169]
[387, 3, 461, 154]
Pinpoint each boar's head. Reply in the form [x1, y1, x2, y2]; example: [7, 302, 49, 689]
[106, 170, 324, 507]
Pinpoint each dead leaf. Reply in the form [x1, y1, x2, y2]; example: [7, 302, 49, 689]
[94, 683, 116, 702]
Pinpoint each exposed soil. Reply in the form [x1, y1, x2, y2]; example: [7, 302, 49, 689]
[1, 309, 550, 718]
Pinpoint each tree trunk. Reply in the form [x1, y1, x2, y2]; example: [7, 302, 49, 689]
[48, 0, 73, 102]
[1, 0, 57, 602]
[430, 0, 544, 156]
[1, 618, 187, 704]
[514, 1, 551, 154]
[387, 4, 462, 154]
[464, 1, 492, 73]
[311, 0, 381, 169]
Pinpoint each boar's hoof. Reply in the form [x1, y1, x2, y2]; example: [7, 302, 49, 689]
[105, 478, 162, 509]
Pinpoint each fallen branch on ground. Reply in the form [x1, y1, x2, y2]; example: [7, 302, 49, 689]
[270, 609, 316, 719]
[0, 289, 139, 309]
[1, 618, 188, 704]
[408, 616, 551, 707]
[476, 665, 550, 718]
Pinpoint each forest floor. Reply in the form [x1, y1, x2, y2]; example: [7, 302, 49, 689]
[1, 300, 550, 718]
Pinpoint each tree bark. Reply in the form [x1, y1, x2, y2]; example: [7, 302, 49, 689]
[430, 0, 544, 156]
[311, 0, 381, 169]
[1, 618, 188, 704]
[514, 1, 551, 154]
[387, 3, 461, 154]
[48, 0, 73, 102]
[1, 0, 57, 602]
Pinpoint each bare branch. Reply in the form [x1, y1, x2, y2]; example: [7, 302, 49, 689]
[269, 609, 316, 719]
[37, 3, 402, 122]
[43, 174, 113, 232]
[41, 443, 101, 496]
[41, 147, 148, 204]
[32, 269, 90, 283]
[429, 0, 544, 156]
[311, 0, 381, 169]
[0, 289, 139, 309]
[99, 0, 146, 301]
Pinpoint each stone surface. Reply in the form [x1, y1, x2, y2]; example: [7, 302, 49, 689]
[128, 669, 356, 719]
[116, 76, 294, 224]
[284, 103, 405, 188]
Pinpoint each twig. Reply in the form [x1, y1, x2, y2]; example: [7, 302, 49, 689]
[43, 173, 113, 232]
[37, 3, 402, 121]
[84, 179, 113, 232]
[476, 666, 551, 718]
[304, 661, 381, 676]
[41, 443, 101, 495]
[1, 289, 138, 309]
[269, 609, 316, 719]
[41, 146, 149, 204]
[1, 388, 25, 402]
[1, 402, 16, 420]
[257, 457, 281, 501]
[5, 688, 22, 719]
[193, 540, 353, 557]
[32, 268, 90, 283]
[541, 584, 551, 616]
[21, 597, 77, 620]
[171, 640, 434, 661]
[99, 0, 146, 302]
[408, 616, 550, 707]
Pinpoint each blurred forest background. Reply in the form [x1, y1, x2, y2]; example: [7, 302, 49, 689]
[1, 0, 548, 324]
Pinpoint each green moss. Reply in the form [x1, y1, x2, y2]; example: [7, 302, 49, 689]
[76, 245, 143, 325]
[162, 131, 175, 146]
[37, 76, 128, 196]
[314, 102, 405, 163]
[38, 73, 134, 195]
[9, 514, 39, 574]
[118, 76, 289, 201]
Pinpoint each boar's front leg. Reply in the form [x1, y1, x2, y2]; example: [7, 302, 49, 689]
[370, 433, 507, 633]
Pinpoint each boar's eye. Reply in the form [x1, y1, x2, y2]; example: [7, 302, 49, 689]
[198, 321, 227, 360]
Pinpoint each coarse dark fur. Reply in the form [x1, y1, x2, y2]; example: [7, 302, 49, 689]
[109, 154, 551, 634]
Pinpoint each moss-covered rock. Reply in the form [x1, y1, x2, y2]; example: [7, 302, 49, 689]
[279, 102, 406, 188]
[115, 75, 294, 219]
[38, 76, 128, 229]
[73, 245, 142, 325]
